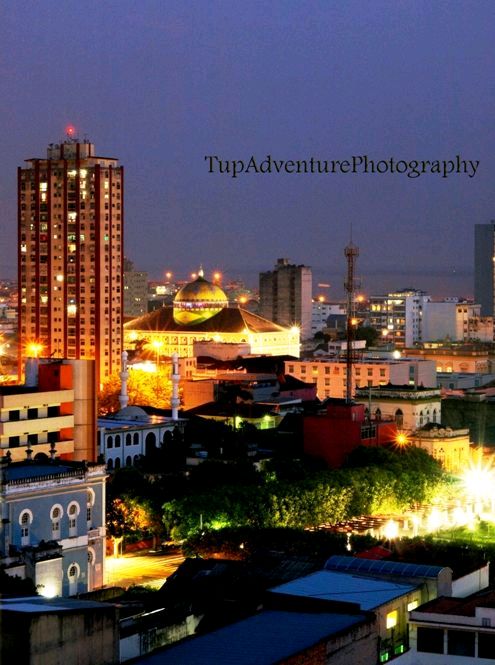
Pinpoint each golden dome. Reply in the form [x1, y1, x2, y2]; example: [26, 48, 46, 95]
[173, 275, 228, 325]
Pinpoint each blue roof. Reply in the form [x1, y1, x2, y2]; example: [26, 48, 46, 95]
[326, 555, 446, 579]
[133, 610, 366, 665]
[270, 570, 416, 610]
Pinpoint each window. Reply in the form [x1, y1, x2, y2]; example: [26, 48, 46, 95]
[107, 435, 113, 449]
[51, 505, 62, 538]
[133, 433, 139, 445]
[126, 433, 132, 446]
[68, 502, 79, 537]
[417, 627, 444, 654]
[386, 610, 398, 630]
[115, 435, 121, 448]
[407, 600, 418, 612]
[20, 510, 31, 545]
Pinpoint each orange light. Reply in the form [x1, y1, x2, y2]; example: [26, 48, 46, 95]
[191, 272, 197, 280]
[66, 124, 75, 137]
[356, 295, 365, 303]
[318, 296, 325, 303]
[213, 271, 221, 282]
[27, 342, 43, 358]
[239, 296, 247, 304]
[395, 432, 409, 448]
[165, 271, 172, 280]
[350, 318, 359, 326]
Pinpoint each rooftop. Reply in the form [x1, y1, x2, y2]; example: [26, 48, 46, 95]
[133, 609, 368, 665]
[0, 595, 111, 614]
[125, 306, 290, 334]
[414, 589, 495, 617]
[270, 569, 416, 611]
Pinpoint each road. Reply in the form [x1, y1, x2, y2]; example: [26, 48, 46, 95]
[105, 550, 184, 589]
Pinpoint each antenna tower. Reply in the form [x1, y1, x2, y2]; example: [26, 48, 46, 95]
[344, 241, 360, 404]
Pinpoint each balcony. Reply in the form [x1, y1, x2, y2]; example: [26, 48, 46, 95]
[0, 414, 74, 437]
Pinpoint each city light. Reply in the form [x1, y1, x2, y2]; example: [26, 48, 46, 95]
[383, 519, 399, 539]
[395, 432, 409, 448]
[26, 342, 43, 358]
[463, 462, 494, 501]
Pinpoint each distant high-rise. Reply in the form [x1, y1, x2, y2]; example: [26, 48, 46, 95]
[123, 258, 148, 319]
[474, 222, 495, 317]
[18, 136, 123, 386]
[259, 258, 312, 339]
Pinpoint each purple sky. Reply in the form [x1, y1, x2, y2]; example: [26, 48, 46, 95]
[1, 1, 494, 298]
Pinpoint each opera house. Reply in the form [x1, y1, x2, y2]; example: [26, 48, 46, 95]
[124, 271, 300, 358]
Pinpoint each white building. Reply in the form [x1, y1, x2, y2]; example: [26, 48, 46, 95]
[354, 385, 441, 431]
[369, 290, 431, 347]
[404, 589, 495, 664]
[311, 301, 346, 336]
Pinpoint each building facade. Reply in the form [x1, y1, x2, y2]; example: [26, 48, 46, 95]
[369, 290, 430, 347]
[18, 137, 123, 386]
[123, 258, 148, 319]
[285, 357, 436, 401]
[259, 258, 312, 340]
[474, 221, 495, 317]
[0, 458, 106, 597]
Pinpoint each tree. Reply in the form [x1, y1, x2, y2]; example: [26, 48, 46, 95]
[98, 367, 174, 414]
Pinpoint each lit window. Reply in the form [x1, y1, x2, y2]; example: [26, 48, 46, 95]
[407, 600, 418, 612]
[386, 610, 398, 629]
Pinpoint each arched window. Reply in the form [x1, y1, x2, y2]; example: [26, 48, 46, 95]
[68, 502, 79, 537]
[126, 433, 132, 446]
[115, 435, 121, 448]
[133, 432, 139, 446]
[20, 510, 32, 546]
[375, 408, 381, 421]
[395, 409, 403, 428]
[115, 457, 121, 469]
[433, 409, 438, 423]
[68, 563, 80, 596]
[145, 432, 156, 456]
[107, 458, 113, 470]
[51, 505, 63, 539]
[87, 489, 94, 526]
[419, 410, 424, 426]
[126, 455, 132, 467]
[107, 435, 113, 449]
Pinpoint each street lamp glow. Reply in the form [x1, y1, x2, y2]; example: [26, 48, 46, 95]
[383, 519, 399, 539]
[395, 432, 409, 448]
[27, 342, 43, 358]
[463, 463, 494, 500]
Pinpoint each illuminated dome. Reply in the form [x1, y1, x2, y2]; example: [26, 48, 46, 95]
[173, 273, 228, 325]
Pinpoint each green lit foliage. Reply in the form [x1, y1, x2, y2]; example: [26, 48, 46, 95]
[163, 447, 449, 540]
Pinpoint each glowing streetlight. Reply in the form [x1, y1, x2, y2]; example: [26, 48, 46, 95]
[27, 342, 43, 358]
[395, 432, 409, 449]
[383, 519, 399, 539]
[213, 271, 222, 282]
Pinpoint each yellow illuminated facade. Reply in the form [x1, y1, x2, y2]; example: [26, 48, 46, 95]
[124, 275, 300, 358]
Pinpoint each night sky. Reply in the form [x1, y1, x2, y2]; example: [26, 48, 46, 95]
[1, 1, 494, 297]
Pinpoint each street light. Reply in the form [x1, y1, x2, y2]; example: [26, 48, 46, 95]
[26, 342, 43, 358]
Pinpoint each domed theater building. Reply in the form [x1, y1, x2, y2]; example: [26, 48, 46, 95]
[124, 271, 300, 358]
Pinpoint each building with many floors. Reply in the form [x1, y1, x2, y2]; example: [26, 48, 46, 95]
[285, 357, 436, 401]
[259, 258, 312, 340]
[18, 136, 123, 387]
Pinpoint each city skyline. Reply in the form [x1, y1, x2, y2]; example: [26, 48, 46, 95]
[1, 2, 494, 298]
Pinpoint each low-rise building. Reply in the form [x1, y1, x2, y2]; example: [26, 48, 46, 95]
[409, 425, 472, 474]
[405, 589, 495, 663]
[286, 357, 436, 401]
[0, 595, 119, 665]
[0, 457, 106, 596]
[355, 385, 442, 432]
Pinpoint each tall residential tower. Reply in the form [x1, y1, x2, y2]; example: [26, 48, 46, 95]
[18, 136, 123, 386]
[474, 222, 495, 317]
[259, 258, 312, 340]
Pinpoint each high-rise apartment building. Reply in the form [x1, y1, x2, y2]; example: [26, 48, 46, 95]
[123, 257, 148, 319]
[474, 222, 495, 317]
[259, 258, 312, 339]
[18, 137, 123, 386]
[369, 289, 430, 347]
